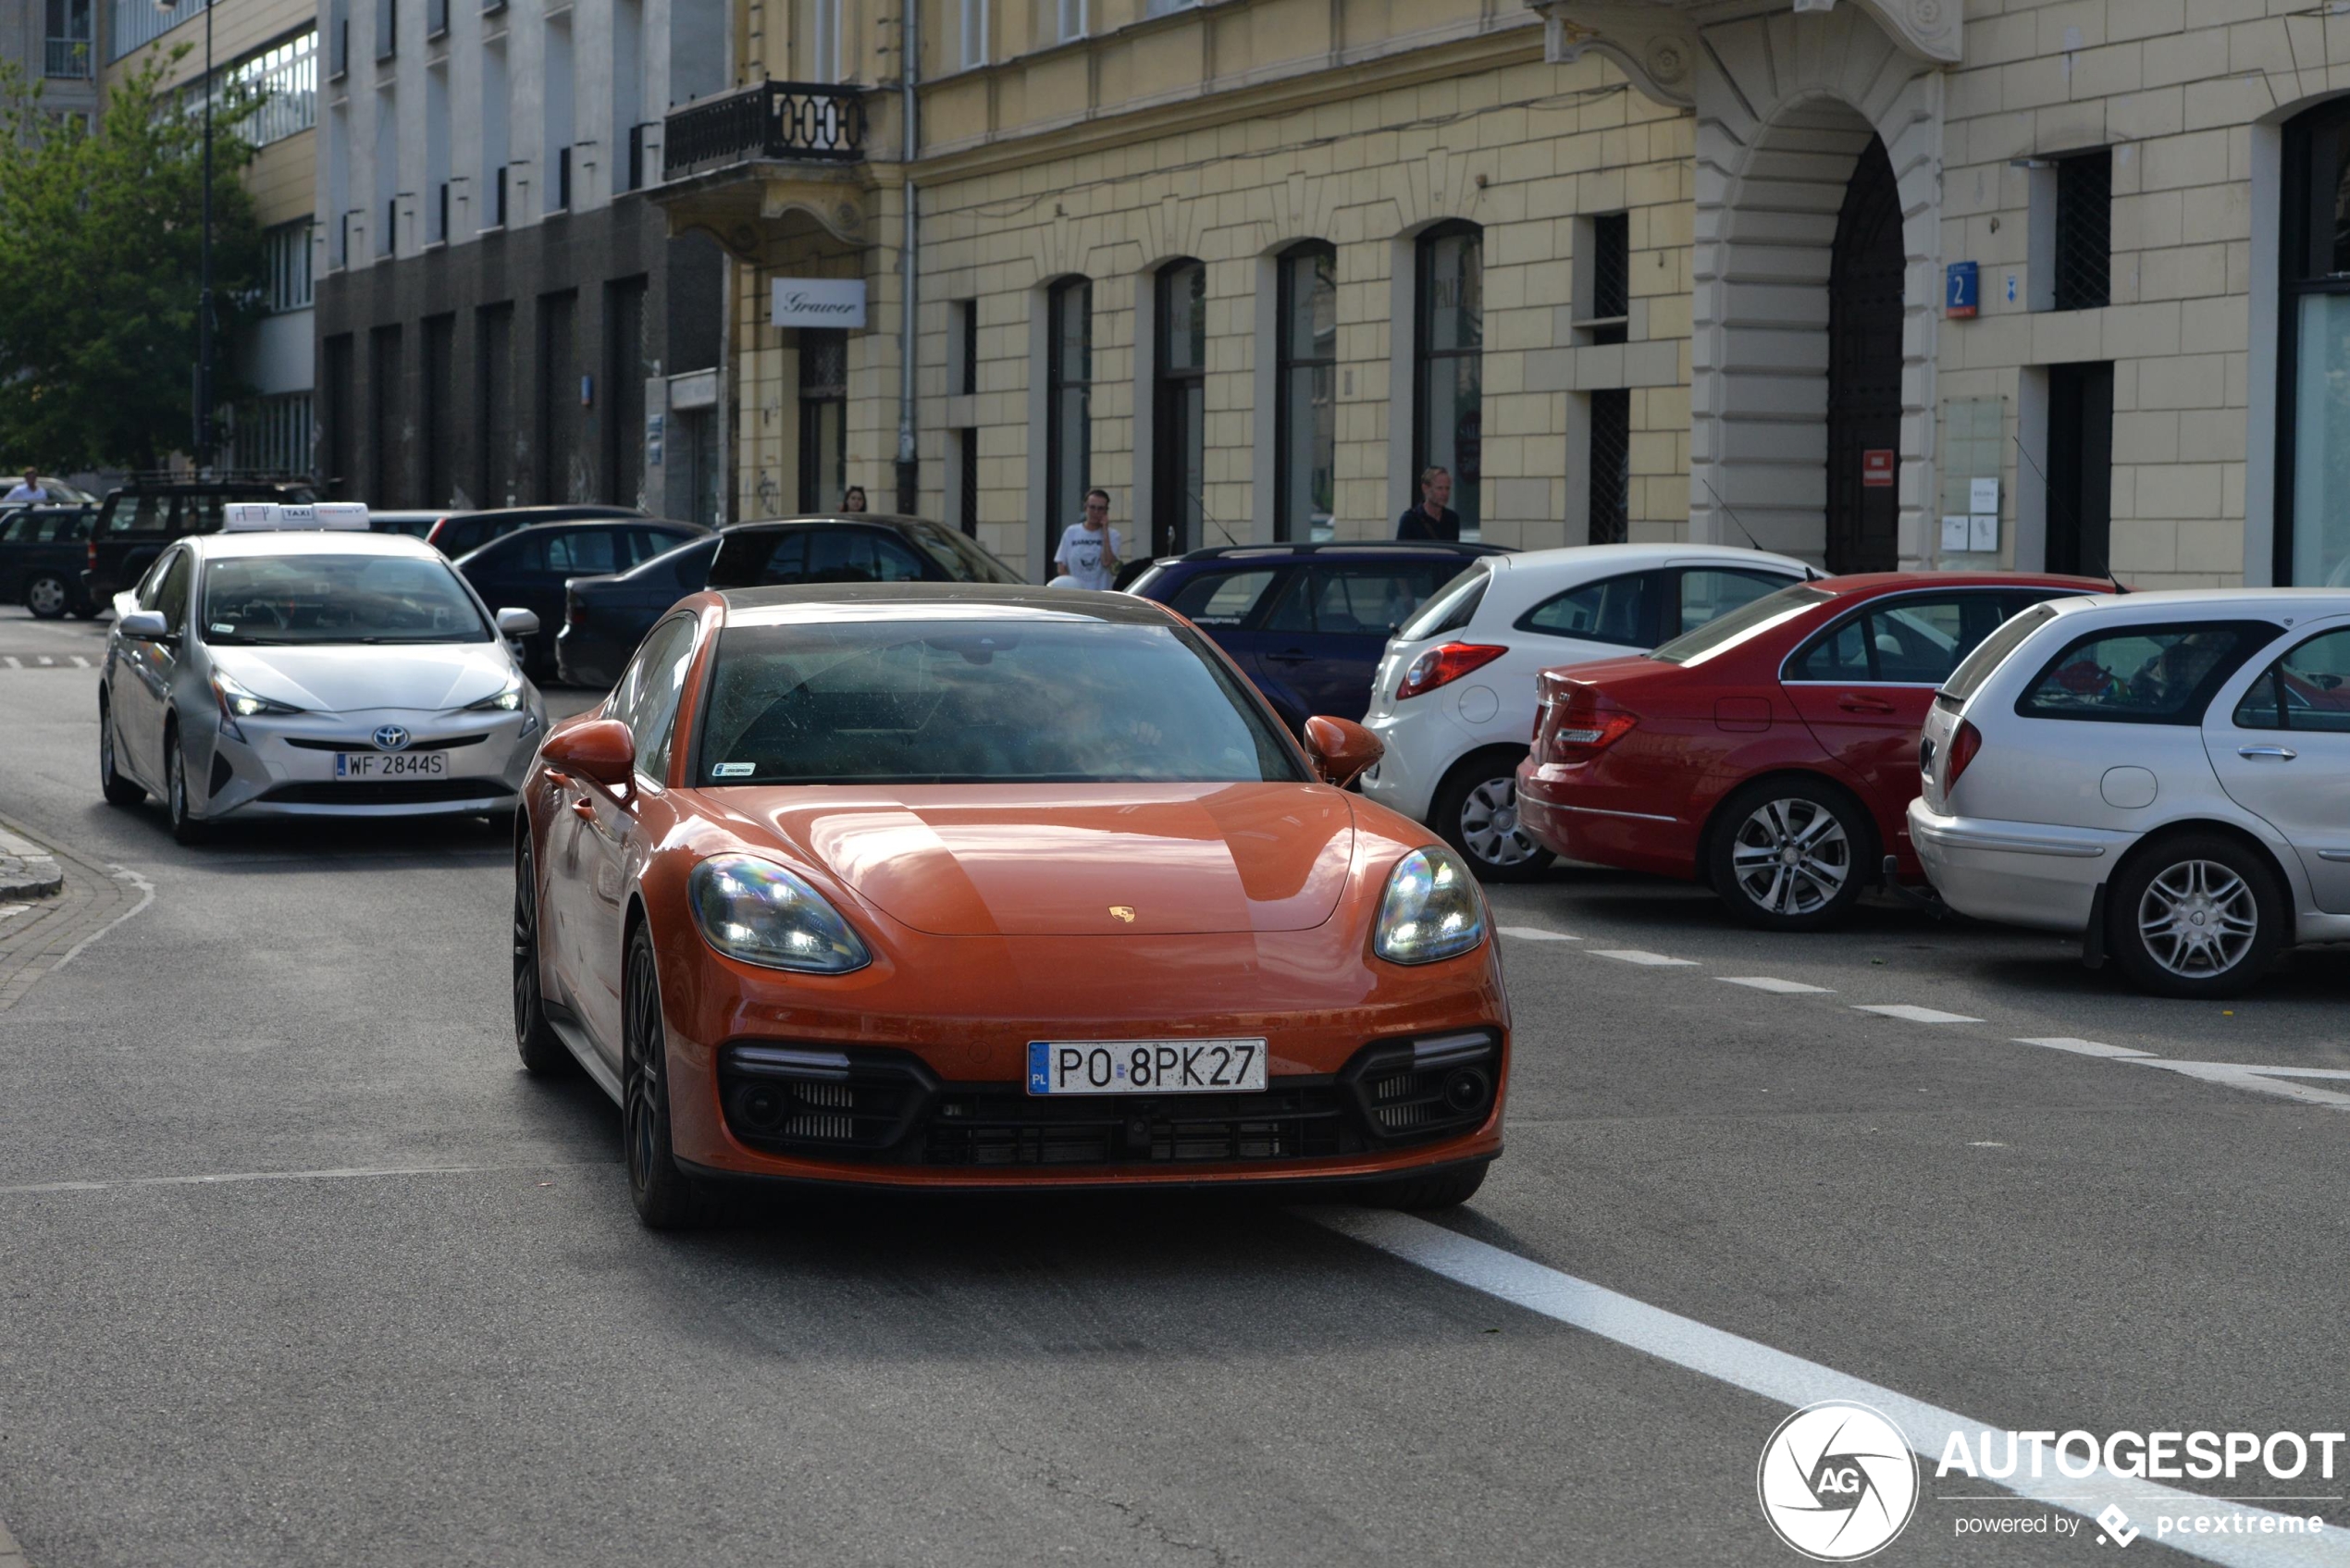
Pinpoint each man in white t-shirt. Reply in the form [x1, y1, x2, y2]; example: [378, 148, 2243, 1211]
[1052, 488, 1122, 590]
[3, 468, 49, 506]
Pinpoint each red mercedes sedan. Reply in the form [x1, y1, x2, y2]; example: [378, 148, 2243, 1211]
[1515, 573, 2112, 930]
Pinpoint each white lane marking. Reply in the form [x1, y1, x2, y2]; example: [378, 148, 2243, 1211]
[1716, 976, 1833, 994]
[1497, 925, 1580, 943]
[1589, 949, 1699, 968]
[69, 654, 89, 668]
[33, 656, 52, 667]
[1853, 1004, 1983, 1024]
[1, 656, 18, 669]
[2130, 1060, 2350, 1110]
[47, 866, 154, 972]
[2015, 1036, 2156, 1059]
[1306, 1207, 2350, 1568]
[0, 1161, 604, 1197]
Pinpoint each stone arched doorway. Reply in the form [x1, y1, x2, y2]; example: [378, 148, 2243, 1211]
[1826, 134, 1905, 574]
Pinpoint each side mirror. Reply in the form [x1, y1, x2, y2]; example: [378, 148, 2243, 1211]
[118, 610, 170, 642]
[541, 718, 636, 794]
[496, 607, 540, 637]
[1303, 715, 1382, 789]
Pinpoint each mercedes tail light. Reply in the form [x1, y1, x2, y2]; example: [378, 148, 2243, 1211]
[1943, 720, 1984, 788]
[1396, 643, 1506, 701]
[1544, 686, 1638, 764]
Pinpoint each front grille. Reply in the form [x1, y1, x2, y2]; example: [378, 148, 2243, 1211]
[283, 734, 489, 752]
[717, 1032, 1500, 1168]
[258, 778, 511, 805]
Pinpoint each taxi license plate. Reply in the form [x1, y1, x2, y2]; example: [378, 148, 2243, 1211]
[1026, 1039, 1268, 1097]
[334, 751, 448, 779]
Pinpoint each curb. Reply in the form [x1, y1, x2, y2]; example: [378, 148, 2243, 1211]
[0, 824, 62, 900]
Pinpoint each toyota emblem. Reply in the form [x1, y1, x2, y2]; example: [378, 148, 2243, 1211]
[373, 725, 412, 752]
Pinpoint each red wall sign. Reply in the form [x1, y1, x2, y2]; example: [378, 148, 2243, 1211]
[1861, 449, 1896, 488]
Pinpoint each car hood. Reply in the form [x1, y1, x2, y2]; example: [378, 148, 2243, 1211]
[207, 642, 516, 714]
[732, 783, 1357, 936]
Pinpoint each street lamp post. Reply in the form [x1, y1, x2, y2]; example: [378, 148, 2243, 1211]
[158, 0, 215, 472]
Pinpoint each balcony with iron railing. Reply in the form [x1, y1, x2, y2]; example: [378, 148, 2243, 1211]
[44, 37, 93, 78]
[652, 80, 871, 256]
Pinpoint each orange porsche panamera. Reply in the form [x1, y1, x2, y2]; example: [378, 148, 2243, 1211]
[513, 584, 1509, 1227]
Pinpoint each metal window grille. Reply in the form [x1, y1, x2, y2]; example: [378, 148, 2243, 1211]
[959, 428, 979, 537]
[957, 302, 977, 396]
[1592, 211, 1629, 320]
[2053, 150, 2111, 312]
[1588, 388, 1630, 545]
[44, 0, 92, 74]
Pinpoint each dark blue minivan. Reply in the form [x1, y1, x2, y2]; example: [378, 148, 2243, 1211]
[1126, 541, 1507, 729]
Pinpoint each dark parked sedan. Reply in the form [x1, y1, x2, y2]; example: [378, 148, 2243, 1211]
[0, 505, 97, 617]
[558, 514, 1022, 687]
[426, 504, 645, 559]
[1125, 541, 1507, 728]
[455, 518, 708, 677]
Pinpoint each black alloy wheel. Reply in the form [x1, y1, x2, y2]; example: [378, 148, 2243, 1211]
[1431, 750, 1555, 883]
[165, 727, 207, 845]
[1709, 778, 1870, 931]
[2108, 833, 2286, 999]
[24, 573, 70, 619]
[624, 924, 702, 1229]
[512, 836, 570, 1075]
[97, 694, 143, 807]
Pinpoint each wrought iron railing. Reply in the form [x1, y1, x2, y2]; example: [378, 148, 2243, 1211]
[662, 80, 864, 177]
[44, 37, 93, 78]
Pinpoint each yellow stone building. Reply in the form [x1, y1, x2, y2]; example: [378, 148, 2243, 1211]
[658, 0, 1690, 578]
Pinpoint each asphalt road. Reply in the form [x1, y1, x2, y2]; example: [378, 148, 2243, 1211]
[3, 602, 2347, 1567]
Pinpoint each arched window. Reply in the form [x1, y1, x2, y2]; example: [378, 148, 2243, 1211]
[1275, 242, 1336, 542]
[1153, 259, 1206, 556]
[1414, 222, 1482, 540]
[1045, 277, 1092, 542]
[2280, 99, 2350, 585]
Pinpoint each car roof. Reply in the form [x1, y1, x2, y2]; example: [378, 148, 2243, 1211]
[2033, 587, 2350, 621]
[461, 503, 644, 520]
[189, 529, 448, 561]
[724, 513, 941, 532]
[1491, 542, 1814, 575]
[1157, 540, 1510, 564]
[1808, 571, 2115, 597]
[714, 581, 1174, 627]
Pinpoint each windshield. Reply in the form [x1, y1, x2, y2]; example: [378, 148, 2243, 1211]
[1940, 601, 2057, 702]
[200, 554, 492, 645]
[698, 619, 1305, 785]
[1649, 584, 1831, 666]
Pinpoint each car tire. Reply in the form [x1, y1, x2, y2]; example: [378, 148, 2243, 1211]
[97, 694, 144, 807]
[512, 835, 572, 1077]
[1430, 750, 1555, 883]
[24, 573, 70, 619]
[624, 922, 703, 1229]
[164, 727, 209, 845]
[1361, 1161, 1489, 1210]
[2108, 833, 2286, 999]
[1708, 778, 1872, 931]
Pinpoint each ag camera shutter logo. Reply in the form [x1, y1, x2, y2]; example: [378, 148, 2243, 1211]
[1757, 1401, 1919, 1561]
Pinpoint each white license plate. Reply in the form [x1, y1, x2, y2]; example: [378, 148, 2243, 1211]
[333, 750, 448, 779]
[1026, 1039, 1268, 1097]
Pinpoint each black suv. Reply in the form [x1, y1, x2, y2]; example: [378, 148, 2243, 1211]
[80, 478, 314, 608]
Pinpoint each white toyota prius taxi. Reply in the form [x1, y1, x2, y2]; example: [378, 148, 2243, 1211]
[97, 502, 550, 842]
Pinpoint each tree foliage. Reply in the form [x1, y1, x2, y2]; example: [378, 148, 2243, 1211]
[0, 51, 265, 471]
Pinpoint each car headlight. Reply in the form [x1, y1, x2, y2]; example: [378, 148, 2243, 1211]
[466, 673, 526, 712]
[212, 671, 302, 721]
[1373, 846, 1488, 965]
[687, 854, 872, 974]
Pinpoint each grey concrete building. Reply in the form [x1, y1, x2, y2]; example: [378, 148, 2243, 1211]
[10, 0, 99, 137]
[313, 0, 729, 518]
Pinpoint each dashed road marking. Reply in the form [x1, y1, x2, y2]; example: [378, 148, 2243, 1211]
[0, 1161, 605, 1197]
[1497, 925, 1580, 942]
[1, 657, 19, 669]
[33, 656, 52, 667]
[68, 654, 88, 668]
[1305, 1207, 2350, 1568]
[1589, 949, 1699, 968]
[1715, 976, 1833, 994]
[2014, 1036, 2155, 1059]
[1852, 1003, 1983, 1024]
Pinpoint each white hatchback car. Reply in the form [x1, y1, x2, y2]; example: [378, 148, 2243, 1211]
[1360, 543, 1810, 879]
[1911, 589, 2350, 996]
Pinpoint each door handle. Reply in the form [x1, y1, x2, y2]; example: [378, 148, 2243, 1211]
[1262, 648, 1313, 664]
[1837, 697, 1897, 714]
[2238, 745, 2298, 759]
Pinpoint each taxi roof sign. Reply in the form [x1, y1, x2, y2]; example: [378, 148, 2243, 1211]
[220, 501, 371, 532]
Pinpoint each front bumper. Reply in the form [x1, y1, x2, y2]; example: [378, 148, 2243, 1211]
[191, 702, 544, 821]
[1906, 798, 2123, 932]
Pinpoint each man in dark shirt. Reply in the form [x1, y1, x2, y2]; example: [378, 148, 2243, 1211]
[1396, 466, 1461, 541]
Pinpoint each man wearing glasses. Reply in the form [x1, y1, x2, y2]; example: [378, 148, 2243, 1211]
[1053, 488, 1124, 590]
